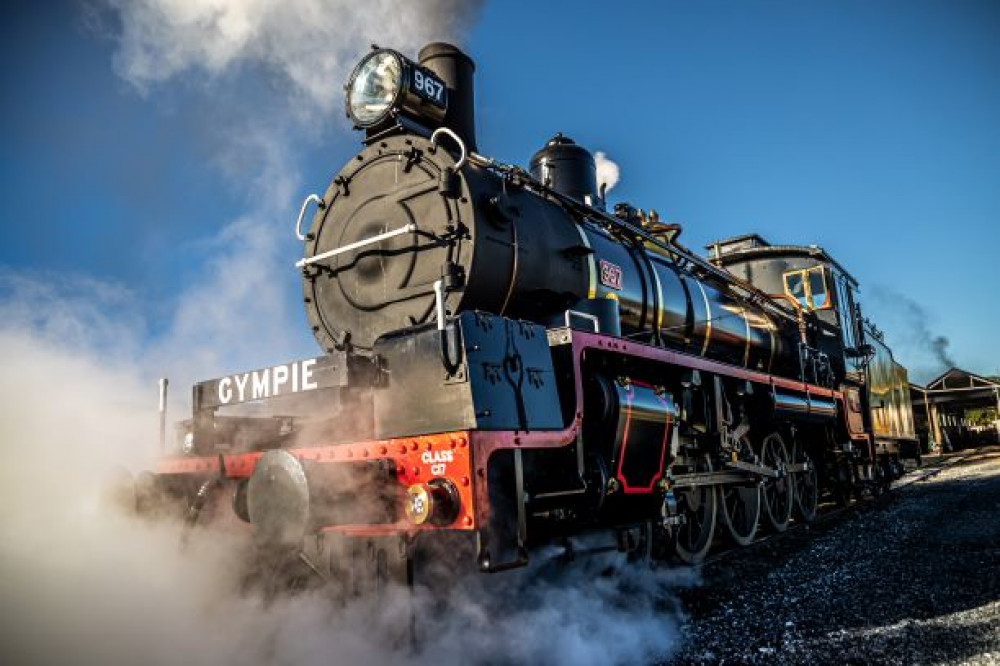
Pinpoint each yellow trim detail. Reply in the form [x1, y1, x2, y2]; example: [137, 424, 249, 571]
[651, 261, 665, 336]
[741, 307, 751, 367]
[767, 316, 776, 373]
[696, 280, 713, 356]
[782, 265, 833, 312]
[574, 224, 597, 299]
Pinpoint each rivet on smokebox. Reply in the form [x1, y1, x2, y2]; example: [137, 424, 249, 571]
[463, 516, 473, 527]
[460, 476, 470, 486]
[379, 445, 387, 455]
[425, 441, 433, 451]
[398, 443, 407, 455]
[459, 437, 468, 447]
[411, 466, 420, 476]
[410, 441, 418, 451]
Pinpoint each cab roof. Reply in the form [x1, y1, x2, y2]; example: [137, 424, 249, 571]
[705, 234, 859, 288]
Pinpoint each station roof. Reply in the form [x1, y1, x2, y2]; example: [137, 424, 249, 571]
[925, 367, 1000, 391]
[911, 368, 1000, 409]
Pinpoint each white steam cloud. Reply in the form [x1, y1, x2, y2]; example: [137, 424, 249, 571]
[0, 3, 689, 664]
[107, 0, 483, 114]
[595, 151, 620, 193]
[0, 275, 690, 663]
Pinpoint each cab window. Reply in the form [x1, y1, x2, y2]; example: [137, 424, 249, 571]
[783, 271, 808, 309]
[808, 267, 830, 309]
[783, 266, 831, 311]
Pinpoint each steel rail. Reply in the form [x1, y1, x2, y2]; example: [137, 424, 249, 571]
[700, 447, 992, 567]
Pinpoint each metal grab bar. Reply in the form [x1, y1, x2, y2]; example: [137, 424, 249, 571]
[295, 194, 324, 241]
[563, 309, 601, 333]
[430, 127, 467, 170]
[433, 279, 447, 331]
[295, 223, 417, 268]
[435, 278, 463, 374]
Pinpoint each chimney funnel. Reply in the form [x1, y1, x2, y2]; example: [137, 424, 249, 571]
[419, 42, 477, 152]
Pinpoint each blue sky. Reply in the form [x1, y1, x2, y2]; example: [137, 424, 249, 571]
[2, 0, 999, 383]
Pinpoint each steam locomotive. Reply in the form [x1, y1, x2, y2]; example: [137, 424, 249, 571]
[141, 43, 918, 588]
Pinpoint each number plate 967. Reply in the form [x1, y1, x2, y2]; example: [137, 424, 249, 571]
[410, 68, 447, 107]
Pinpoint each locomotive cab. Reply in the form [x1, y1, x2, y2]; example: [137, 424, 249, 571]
[707, 234, 917, 467]
[706, 234, 863, 387]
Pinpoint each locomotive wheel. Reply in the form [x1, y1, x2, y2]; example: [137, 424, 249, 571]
[621, 521, 655, 563]
[830, 460, 854, 507]
[675, 456, 717, 564]
[872, 460, 892, 496]
[868, 463, 882, 497]
[881, 458, 896, 490]
[792, 444, 819, 523]
[759, 432, 793, 533]
[718, 436, 760, 546]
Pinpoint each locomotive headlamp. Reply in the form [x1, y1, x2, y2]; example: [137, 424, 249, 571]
[347, 50, 402, 126]
[345, 48, 448, 129]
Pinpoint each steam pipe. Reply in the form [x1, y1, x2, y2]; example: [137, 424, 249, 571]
[434, 278, 462, 374]
[158, 377, 168, 452]
[768, 293, 809, 344]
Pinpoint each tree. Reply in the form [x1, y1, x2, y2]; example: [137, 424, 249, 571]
[967, 407, 999, 427]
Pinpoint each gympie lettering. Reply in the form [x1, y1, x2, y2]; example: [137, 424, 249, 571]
[217, 359, 318, 404]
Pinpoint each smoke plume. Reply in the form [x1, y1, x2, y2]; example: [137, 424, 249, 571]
[867, 286, 957, 383]
[1, 3, 688, 665]
[595, 151, 620, 193]
[930, 335, 956, 369]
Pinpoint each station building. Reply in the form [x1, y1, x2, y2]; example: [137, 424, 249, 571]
[910, 368, 1000, 451]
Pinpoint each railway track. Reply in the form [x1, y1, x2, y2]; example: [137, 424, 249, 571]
[700, 447, 991, 567]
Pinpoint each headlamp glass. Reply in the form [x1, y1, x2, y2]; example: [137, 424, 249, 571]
[348, 51, 402, 126]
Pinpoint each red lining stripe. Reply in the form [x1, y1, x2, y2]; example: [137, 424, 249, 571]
[615, 380, 672, 494]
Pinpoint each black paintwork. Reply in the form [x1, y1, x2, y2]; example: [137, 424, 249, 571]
[372, 311, 564, 439]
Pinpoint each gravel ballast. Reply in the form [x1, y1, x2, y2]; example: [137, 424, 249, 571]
[670, 450, 1000, 665]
